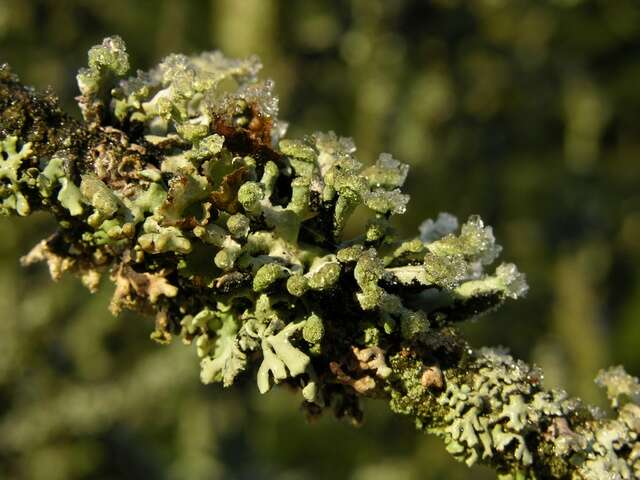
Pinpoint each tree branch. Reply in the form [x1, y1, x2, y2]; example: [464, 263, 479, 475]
[1, 38, 638, 479]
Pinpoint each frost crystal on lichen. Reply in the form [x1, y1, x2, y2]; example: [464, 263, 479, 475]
[2, 36, 528, 401]
[1, 37, 637, 479]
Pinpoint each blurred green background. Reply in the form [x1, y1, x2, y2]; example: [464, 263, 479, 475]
[1, 0, 640, 478]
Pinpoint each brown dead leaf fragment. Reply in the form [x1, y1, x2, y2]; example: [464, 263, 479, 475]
[110, 264, 178, 314]
[20, 235, 104, 290]
[151, 308, 172, 344]
[246, 110, 273, 146]
[329, 361, 376, 394]
[352, 346, 392, 379]
[213, 107, 283, 169]
[153, 172, 213, 228]
[214, 101, 272, 146]
[210, 166, 249, 214]
[21, 238, 74, 281]
[146, 272, 179, 303]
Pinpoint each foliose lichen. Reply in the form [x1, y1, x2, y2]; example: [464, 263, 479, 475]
[1, 36, 637, 478]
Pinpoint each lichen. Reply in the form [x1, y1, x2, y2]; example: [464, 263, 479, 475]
[0, 135, 32, 216]
[1, 36, 637, 478]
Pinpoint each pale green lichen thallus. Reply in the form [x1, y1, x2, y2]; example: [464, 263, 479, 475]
[1, 37, 638, 479]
